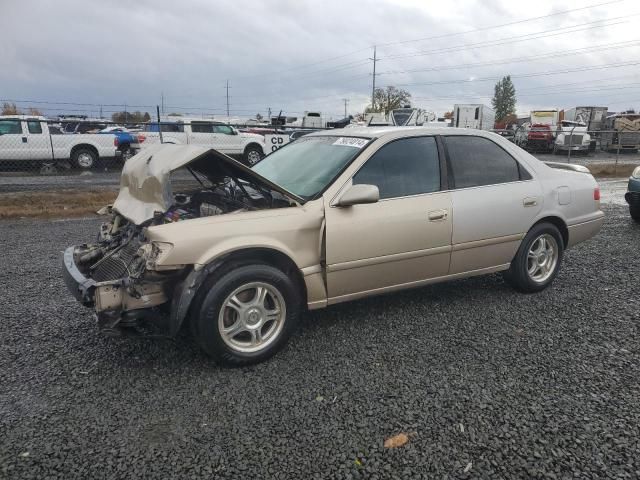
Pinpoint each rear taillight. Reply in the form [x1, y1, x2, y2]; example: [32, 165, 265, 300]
[113, 137, 119, 147]
[594, 186, 600, 201]
[137, 134, 146, 143]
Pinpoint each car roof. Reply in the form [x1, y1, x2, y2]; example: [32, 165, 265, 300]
[306, 126, 499, 139]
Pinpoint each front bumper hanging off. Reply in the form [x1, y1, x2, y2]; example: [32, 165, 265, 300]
[62, 246, 170, 331]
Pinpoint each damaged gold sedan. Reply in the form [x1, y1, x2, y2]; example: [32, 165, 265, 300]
[64, 128, 603, 365]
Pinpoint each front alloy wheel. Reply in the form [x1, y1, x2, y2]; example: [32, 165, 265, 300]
[219, 282, 286, 353]
[192, 264, 301, 365]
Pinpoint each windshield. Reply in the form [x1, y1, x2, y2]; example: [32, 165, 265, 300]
[252, 136, 370, 199]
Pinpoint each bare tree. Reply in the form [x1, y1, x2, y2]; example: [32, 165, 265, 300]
[366, 86, 412, 115]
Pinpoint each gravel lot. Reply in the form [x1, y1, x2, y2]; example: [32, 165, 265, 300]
[1, 201, 640, 479]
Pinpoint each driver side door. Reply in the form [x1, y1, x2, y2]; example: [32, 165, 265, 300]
[323, 136, 453, 304]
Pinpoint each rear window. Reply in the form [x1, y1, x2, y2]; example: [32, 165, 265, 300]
[144, 123, 184, 133]
[445, 136, 525, 189]
[191, 122, 214, 134]
[27, 121, 43, 134]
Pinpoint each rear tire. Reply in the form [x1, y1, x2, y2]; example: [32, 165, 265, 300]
[191, 264, 301, 366]
[72, 148, 97, 169]
[630, 205, 640, 222]
[503, 223, 564, 293]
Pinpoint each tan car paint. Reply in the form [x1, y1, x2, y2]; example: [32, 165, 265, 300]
[138, 127, 603, 310]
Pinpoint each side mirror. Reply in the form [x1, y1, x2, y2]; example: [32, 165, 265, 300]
[232, 128, 239, 135]
[337, 184, 379, 207]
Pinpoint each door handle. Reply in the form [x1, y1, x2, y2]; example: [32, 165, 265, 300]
[22, 137, 27, 143]
[428, 209, 448, 221]
[523, 197, 538, 207]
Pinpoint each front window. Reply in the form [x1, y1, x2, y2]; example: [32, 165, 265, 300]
[252, 136, 370, 199]
[214, 125, 234, 135]
[0, 119, 22, 134]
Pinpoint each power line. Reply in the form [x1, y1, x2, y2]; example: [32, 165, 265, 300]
[385, 61, 640, 88]
[382, 16, 633, 60]
[376, 40, 640, 76]
[228, 0, 622, 81]
[377, 0, 624, 48]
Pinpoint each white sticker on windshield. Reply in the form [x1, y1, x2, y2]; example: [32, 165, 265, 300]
[332, 137, 368, 148]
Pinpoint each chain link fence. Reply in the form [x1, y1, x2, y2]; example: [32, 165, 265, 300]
[0, 117, 333, 176]
[0, 117, 639, 180]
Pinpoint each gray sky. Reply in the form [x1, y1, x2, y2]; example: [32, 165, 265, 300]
[2, 0, 639, 120]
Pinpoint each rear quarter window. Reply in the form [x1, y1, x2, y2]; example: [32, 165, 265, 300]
[445, 136, 529, 189]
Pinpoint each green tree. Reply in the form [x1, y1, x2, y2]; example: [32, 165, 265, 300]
[492, 75, 516, 122]
[366, 86, 412, 115]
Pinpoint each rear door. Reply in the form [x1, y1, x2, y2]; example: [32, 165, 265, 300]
[324, 136, 452, 302]
[24, 119, 52, 160]
[188, 121, 216, 147]
[443, 135, 542, 274]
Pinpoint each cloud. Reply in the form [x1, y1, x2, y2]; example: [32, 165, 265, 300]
[1, 0, 639, 119]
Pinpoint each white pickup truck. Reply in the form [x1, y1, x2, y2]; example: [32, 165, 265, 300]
[139, 118, 266, 165]
[0, 115, 121, 169]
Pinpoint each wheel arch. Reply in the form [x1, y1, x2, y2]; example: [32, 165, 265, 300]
[71, 143, 99, 158]
[531, 215, 568, 248]
[244, 142, 264, 155]
[169, 247, 307, 336]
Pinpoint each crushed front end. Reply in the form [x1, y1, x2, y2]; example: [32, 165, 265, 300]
[62, 212, 184, 334]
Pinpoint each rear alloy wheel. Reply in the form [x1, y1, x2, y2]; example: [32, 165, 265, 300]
[243, 145, 263, 166]
[72, 148, 97, 169]
[630, 205, 640, 222]
[192, 264, 301, 365]
[504, 223, 564, 293]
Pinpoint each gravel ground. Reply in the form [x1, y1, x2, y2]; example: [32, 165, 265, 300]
[1, 203, 640, 479]
[1, 150, 638, 194]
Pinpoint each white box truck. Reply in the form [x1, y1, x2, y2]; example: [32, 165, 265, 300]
[452, 104, 495, 130]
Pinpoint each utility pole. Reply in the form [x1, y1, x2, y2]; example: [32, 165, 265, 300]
[267, 107, 271, 121]
[370, 46, 378, 110]
[225, 80, 230, 117]
[342, 98, 349, 118]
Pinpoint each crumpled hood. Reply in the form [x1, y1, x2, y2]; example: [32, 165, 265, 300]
[112, 144, 302, 225]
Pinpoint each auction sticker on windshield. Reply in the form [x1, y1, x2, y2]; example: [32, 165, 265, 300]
[332, 137, 369, 148]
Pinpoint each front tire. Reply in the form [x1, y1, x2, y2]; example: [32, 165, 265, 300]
[192, 264, 302, 365]
[243, 145, 264, 166]
[630, 205, 640, 222]
[503, 223, 564, 293]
